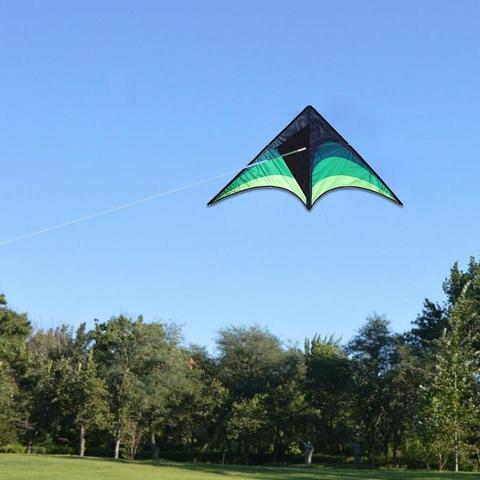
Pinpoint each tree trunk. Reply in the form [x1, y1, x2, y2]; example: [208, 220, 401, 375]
[438, 453, 444, 471]
[114, 430, 121, 459]
[352, 442, 361, 466]
[150, 429, 159, 460]
[304, 442, 314, 465]
[240, 442, 249, 465]
[454, 431, 459, 472]
[114, 439, 121, 459]
[189, 432, 195, 461]
[369, 446, 376, 467]
[272, 430, 279, 463]
[392, 429, 398, 462]
[79, 424, 86, 457]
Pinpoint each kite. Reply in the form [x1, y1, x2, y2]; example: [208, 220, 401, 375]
[208, 105, 402, 209]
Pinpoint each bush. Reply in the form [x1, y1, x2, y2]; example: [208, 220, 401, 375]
[312, 454, 351, 465]
[0, 443, 27, 454]
[47, 445, 74, 455]
[30, 446, 47, 454]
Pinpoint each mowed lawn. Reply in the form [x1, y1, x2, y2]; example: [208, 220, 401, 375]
[1, 455, 480, 480]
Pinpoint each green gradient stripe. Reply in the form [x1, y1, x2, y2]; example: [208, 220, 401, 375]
[214, 148, 306, 203]
[313, 142, 363, 169]
[312, 175, 395, 202]
[220, 174, 307, 203]
[312, 142, 395, 203]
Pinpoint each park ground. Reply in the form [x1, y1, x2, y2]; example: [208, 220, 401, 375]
[0, 455, 479, 480]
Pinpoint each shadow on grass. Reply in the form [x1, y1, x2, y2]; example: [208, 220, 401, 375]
[57, 456, 478, 480]
[167, 462, 477, 480]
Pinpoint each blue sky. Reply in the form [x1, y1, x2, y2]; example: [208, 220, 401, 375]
[1, 1, 479, 349]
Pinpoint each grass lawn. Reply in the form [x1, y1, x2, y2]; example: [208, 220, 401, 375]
[0, 455, 479, 480]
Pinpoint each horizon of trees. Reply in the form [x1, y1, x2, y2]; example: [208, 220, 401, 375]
[1, 257, 480, 471]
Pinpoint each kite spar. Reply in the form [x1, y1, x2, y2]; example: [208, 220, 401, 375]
[208, 105, 402, 209]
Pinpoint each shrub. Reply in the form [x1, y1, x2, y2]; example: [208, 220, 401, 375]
[0, 443, 27, 454]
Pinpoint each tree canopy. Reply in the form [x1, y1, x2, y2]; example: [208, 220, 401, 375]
[1, 257, 480, 471]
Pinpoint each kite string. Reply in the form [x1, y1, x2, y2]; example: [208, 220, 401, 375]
[0, 147, 306, 248]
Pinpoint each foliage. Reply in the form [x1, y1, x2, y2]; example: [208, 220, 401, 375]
[347, 314, 395, 464]
[420, 297, 478, 470]
[0, 366, 18, 444]
[305, 335, 351, 454]
[0, 257, 480, 471]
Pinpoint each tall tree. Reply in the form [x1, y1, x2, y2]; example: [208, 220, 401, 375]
[409, 300, 448, 352]
[264, 348, 308, 462]
[21, 325, 78, 449]
[68, 326, 110, 457]
[409, 257, 480, 352]
[305, 336, 351, 455]
[134, 322, 185, 459]
[216, 325, 285, 400]
[347, 314, 394, 464]
[0, 363, 18, 445]
[421, 321, 475, 471]
[0, 293, 31, 372]
[167, 361, 225, 460]
[226, 395, 268, 465]
[92, 315, 142, 459]
[0, 293, 31, 445]
[384, 338, 424, 461]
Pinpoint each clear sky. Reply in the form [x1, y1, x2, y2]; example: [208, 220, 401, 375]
[1, 1, 480, 350]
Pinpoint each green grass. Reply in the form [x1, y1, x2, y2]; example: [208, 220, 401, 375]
[0, 455, 479, 480]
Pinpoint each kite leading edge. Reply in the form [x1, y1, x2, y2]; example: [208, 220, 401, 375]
[207, 105, 402, 210]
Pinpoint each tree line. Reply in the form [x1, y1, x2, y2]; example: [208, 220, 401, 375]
[1, 258, 480, 471]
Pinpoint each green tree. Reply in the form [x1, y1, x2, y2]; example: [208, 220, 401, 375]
[0, 293, 31, 372]
[20, 326, 77, 449]
[93, 315, 142, 459]
[216, 325, 284, 400]
[167, 361, 225, 460]
[409, 257, 480, 352]
[0, 364, 18, 445]
[305, 335, 351, 455]
[93, 316, 183, 459]
[258, 348, 308, 462]
[217, 326, 304, 463]
[406, 258, 480, 470]
[70, 349, 110, 457]
[421, 323, 475, 471]
[0, 293, 32, 445]
[133, 322, 185, 459]
[420, 268, 479, 472]
[409, 299, 448, 352]
[384, 339, 424, 462]
[347, 314, 394, 465]
[226, 395, 268, 464]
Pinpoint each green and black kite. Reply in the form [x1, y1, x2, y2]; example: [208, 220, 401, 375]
[208, 105, 401, 209]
